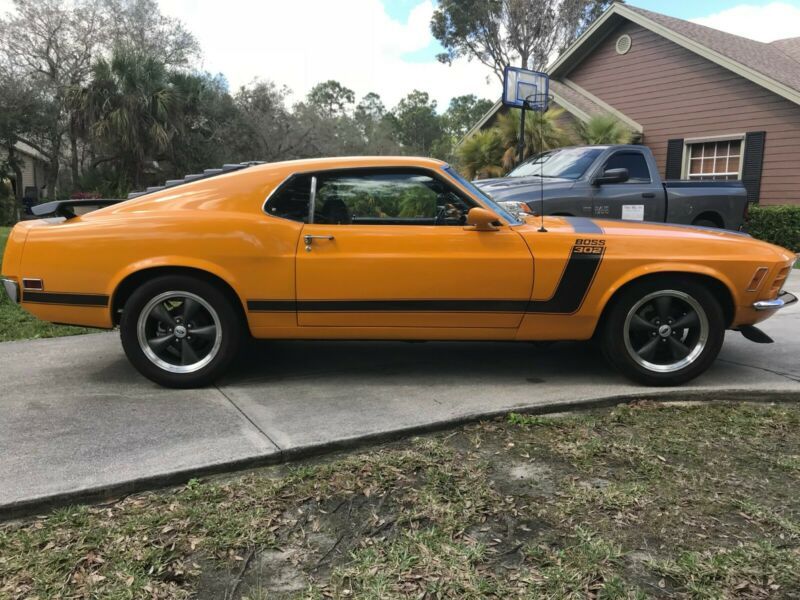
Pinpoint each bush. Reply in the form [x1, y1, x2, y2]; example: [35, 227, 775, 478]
[747, 205, 800, 252]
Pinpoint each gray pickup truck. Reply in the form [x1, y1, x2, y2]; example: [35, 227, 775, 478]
[475, 145, 748, 230]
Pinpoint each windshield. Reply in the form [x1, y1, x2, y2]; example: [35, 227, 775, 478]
[443, 166, 521, 225]
[508, 147, 604, 179]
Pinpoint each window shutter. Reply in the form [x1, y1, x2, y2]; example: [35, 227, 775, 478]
[741, 131, 766, 203]
[665, 139, 684, 180]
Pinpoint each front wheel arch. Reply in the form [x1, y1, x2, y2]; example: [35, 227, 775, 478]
[112, 266, 247, 328]
[594, 272, 735, 338]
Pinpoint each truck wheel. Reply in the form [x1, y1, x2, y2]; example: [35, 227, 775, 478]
[120, 275, 242, 388]
[600, 278, 724, 386]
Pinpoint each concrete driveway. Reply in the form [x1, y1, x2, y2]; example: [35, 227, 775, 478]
[1, 272, 798, 517]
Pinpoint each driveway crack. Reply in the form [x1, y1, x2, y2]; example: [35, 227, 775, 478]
[716, 358, 800, 383]
[214, 385, 283, 451]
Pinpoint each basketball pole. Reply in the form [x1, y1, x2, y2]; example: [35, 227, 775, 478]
[517, 103, 526, 165]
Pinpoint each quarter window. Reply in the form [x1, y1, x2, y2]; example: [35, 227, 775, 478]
[603, 152, 651, 183]
[313, 171, 474, 226]
[686, 139, 742, 180]
[265, 175, 312, 222]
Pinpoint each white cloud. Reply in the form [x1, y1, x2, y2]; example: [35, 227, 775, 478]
[691, 2, 800, 42]
[159, 0, 498, 110]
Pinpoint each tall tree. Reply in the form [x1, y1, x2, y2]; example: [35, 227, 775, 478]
[307, 80, 356, 119]
[231, 80, 308, 161]
[431, 0, 612, 81]
[392, 90, 444, 156]
[0, 0, 108, 198]
[443, 94, 495, 139]
[102, 0, 199, 68]
[79, 50, 181, 192]
[0, 67, 51, 218]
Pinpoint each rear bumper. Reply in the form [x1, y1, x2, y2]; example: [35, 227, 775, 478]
[1, 278, 20, 304]
[753, 290, 797, 311]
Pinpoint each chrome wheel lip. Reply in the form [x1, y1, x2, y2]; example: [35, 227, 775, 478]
[137, 291, 222, 374]
[623, 290, 709, 374]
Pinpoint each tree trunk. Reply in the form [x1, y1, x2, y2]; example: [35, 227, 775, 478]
[8, 144, 24, 223]
[70, 126, 80, 190]
[45, 157, 59, 201]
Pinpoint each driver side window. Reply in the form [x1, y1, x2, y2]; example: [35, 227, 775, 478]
[313, 170, 473, 226]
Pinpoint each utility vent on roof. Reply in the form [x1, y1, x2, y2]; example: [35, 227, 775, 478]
[616, 34, 632, 55]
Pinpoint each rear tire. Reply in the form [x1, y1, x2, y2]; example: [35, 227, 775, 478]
[600, 278, 725, 386]
[120, 275, 243, 388]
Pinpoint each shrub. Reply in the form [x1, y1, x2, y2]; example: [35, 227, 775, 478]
[747, 205, 800, 253]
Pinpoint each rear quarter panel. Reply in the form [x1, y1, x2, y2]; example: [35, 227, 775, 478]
[16, 168, 302, 330]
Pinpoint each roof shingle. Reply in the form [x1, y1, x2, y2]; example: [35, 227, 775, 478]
[625, 5, 800, 95]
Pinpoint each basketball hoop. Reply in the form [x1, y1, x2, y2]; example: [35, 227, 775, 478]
[502, 66, 551, 232]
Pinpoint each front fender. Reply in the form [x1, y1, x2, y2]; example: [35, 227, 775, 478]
[595, 261, 739, 322]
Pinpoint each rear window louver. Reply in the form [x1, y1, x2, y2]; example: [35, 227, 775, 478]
[127, 161, 265, 199]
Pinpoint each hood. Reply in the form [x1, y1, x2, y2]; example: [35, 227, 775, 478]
[476, 176, 576, 199]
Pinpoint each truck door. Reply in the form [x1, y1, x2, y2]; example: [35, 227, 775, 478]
[591, 150, 662, 222]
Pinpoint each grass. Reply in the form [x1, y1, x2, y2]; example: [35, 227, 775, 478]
[0, 225, 91, 342]
[2, 401, 800, 599]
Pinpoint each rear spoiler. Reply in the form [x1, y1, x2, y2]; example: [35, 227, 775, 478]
[31, 198, 122, 219]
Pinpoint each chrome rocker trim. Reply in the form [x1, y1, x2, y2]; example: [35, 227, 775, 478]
[753, 291, 798, 311]
[1, 278, 19, 304]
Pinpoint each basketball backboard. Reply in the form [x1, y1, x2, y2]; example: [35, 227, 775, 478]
[502, 66, 549, 111]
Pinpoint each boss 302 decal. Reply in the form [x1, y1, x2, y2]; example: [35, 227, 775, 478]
[527, 239, 606, 315]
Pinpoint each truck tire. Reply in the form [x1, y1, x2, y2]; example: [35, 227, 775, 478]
[692, 217, 721, 228]
[600, 278, 725, 386]
[120, 275, 243, 388]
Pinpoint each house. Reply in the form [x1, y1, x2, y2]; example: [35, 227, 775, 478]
[0, 141, 48, 201]
[465, 3, 800, 206]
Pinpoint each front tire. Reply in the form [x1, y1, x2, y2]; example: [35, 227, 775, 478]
[120, 275, 243, 388]
[600, 278, 725, 386]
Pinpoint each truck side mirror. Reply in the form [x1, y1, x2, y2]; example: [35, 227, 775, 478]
[593, 168, 629, 186]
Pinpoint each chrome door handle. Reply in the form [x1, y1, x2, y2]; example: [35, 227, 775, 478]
[304, 234, 334, 252]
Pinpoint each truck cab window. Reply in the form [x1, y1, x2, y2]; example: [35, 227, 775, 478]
[265, 175, 312, 222]
[604, 152, 651, 183]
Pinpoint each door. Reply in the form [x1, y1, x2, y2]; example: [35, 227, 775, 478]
[591, 150, 661, 222]
[295, 168, 533, 328]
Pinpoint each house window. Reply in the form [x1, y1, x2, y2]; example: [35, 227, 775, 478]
[685, 139, 743, 180]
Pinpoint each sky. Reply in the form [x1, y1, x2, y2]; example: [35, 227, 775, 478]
[155, 0, 800, 110]
[4, 0, 800, 110]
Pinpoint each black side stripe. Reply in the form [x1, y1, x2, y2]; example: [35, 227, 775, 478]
[247, 300, 298, 312]
[527, 245, 605, 314]
[565, 217, 604, 234]
[249, 299, 530, 312]
[247, 243, 605, 316]
[23, 291, 109, 307]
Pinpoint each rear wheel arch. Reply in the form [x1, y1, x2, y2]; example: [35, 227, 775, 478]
[692, 212, 725, 228]
[111, 266, 247, 327]
[595, 271, 735, 336]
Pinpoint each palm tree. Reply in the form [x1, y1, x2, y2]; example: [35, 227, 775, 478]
[574, 114, 633, 145]
[457, 129, 505, 180]
[79, 50, 181, 190]
[496, 108, 572, 170]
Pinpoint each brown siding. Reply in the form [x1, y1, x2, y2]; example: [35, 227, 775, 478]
[568, 21, 800, 205]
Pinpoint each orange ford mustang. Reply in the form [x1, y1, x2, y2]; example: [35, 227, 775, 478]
[1, 157, 796, 388]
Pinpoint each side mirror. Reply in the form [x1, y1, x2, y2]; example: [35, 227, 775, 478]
[465, 207, 500, 231]
[593, 168, 629, 186]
